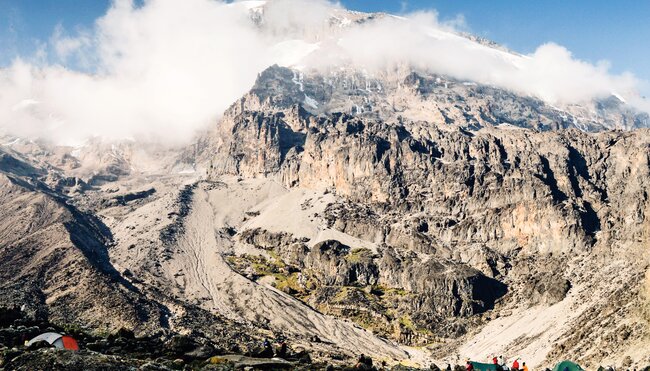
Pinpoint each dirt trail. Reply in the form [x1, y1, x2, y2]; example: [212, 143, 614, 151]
[171, 188, 238, 318]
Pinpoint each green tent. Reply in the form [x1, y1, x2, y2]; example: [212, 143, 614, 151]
[553, 360, 584, 371]
[471, 362, 499, 371]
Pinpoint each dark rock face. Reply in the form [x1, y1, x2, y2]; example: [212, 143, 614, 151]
[208, 66, 650, 360]
[0, 169, 164, 334]
[2, 63, 650, 367]
[306, 240, 379, 287]
[229, 229, 507, 342]
[0, 308, 22, 327]
[377, 247, 507, 316]
[232, 66, 648, 133]
[111, 188, 157, 206]
[210, 78, 650, 259]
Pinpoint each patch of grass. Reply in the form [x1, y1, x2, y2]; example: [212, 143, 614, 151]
[252, 261, 274, 275]
[370, 284, 409, 298]
[398, 315, 416, 330]
[273, 272, 303, 293]
[345, 248, 372, 263]
[332, 286, 374, 302]
[346, 313, 376, 330]
[333, 286, 354, 301]
[384, 287, 409, 297]
[226, 253, 288, 277]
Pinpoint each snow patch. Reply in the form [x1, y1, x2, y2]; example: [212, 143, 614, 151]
[612, 92, 627, 103]
[303, 94, 319, 109]
[292, 71, 304, 92]
[2, 138, 20, 146]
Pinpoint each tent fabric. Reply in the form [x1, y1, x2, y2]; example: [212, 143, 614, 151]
[52, 338, 65, 349]
[60, 335, 80, 350]
[26, 332, 63, 346]
[27, 332, 79, 350]
[553, 360, 584, 371]
[471, 362, 499, 371]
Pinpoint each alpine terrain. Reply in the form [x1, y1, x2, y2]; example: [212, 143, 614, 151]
[1, 1, 649, 370]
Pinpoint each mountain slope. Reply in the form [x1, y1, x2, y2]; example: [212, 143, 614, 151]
[0, 3, 649, 369]
[199, 66, 650, 367]
[0, 151, 165, 333]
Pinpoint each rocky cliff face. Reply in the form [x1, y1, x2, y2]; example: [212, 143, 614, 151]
[0, 149, 276, 359]
[203, 65, 650, 367]
[216, 65, 648, 134]
[209, 67, 650, 257]
[0, 152, 163, 333]
[1, 61, 649, 368]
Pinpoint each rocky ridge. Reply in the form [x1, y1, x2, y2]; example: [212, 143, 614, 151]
[203, 65, 650, 367]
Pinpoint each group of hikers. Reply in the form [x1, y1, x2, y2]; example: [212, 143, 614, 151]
[253, 337, 588, 371]
[464, 356, 529, 371]
[259, 338, 288, 358]
[349, 354, 530, 371]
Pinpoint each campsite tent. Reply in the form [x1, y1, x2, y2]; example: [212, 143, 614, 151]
[471, 362, 499, 371]
[27, 332, 80, 351]
[553, 360, 584, 371]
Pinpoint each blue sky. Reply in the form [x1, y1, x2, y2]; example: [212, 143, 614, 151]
[1, 0, 648, 94]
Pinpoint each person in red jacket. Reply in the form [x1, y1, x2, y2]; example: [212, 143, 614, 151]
[493, 356, 498, 364]
[466, 360, 474, 371]
[512, 359, 520, 371]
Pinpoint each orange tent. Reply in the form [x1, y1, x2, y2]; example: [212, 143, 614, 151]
[27, 332, 80, 351]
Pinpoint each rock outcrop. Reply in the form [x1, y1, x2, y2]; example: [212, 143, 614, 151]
[204, 66, 650, 367]
[1, 62, 649, 369]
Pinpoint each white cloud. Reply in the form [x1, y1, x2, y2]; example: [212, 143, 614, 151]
[1, 0, 271, 145]
[0, 0, 647, 145]
[334, 12, 639, 104]
[261, 0, 338, 39]
[51, 24, 92, 62]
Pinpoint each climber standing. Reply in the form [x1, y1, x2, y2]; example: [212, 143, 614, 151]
[522, 362, 529, 371]
[512, 359, 520, 371]
[259, 338, 273, 358]
[276, 340, 288, 358]
[355, 354, 374, 370]
[467, 360, 474, 371]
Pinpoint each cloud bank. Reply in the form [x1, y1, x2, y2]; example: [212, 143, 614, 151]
[0, 0, 646, 145]
[335, 12, 640, 104]
[1, 0, 270, 144]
